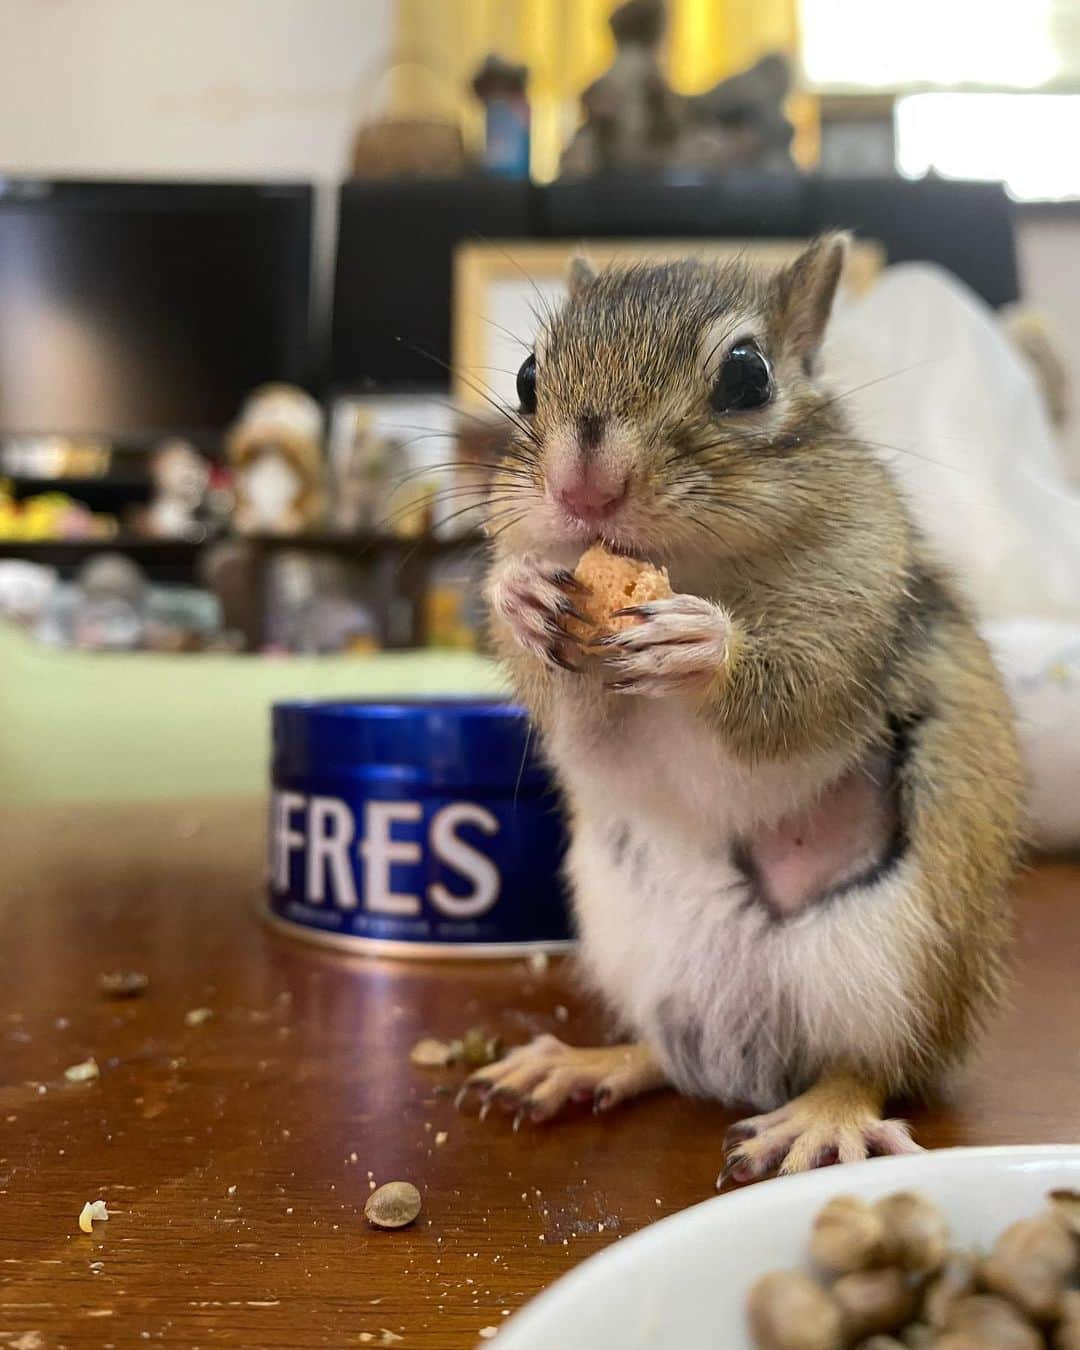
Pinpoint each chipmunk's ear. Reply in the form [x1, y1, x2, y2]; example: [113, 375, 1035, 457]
[567, 254, 597, 299]
[773, 232, 849, 369]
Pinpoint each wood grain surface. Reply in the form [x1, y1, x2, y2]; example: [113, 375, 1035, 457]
[1, 799, 1078, 1349]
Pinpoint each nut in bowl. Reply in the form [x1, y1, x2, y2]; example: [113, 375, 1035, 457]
[493, 1148, 1080, 1350]
[749, 1185, 1080, 1347]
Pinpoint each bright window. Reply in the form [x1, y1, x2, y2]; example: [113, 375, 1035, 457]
[799, 0, 1073, 91]
[895, 92, 1080, 201]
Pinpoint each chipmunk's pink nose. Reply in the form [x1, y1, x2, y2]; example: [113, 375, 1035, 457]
[553, 471, 627, 524]
[553, 459, 629, 526]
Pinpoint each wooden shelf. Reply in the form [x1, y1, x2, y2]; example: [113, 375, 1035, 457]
[0, 531, 487, 588]
[0, 535, 201, 558]
[0, 536, 205, 584]
[6, 474, 152, 504]
[0, 530, 484, 554]
[243, 529, 486, 556]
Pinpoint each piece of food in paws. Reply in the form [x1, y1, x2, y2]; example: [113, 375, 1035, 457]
[568, 544, 672, 640]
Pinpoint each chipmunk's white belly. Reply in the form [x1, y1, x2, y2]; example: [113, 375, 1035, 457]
[550, 693, 850, 853]
[549, 695, 921, 1111]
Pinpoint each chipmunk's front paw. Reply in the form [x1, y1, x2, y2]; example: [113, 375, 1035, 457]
[486, 554, 588, 672]
[718, 1075, 922, 1188]
[597, 595, 734, 696]
[456, 1036, 666, 1128]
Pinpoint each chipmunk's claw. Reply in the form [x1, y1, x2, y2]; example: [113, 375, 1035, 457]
[551, 568, 588, 594]
[454, 1077, 491, 1111]
[717, 1155, 744, 1191]
[601, 595, 733, 696]
[723, 1120, 756, 1152]
[486, 554, 588, 672]
[546, 646, 583, 673]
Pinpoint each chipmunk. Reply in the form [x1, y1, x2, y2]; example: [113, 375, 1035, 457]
[464, 237, 1025, 1183]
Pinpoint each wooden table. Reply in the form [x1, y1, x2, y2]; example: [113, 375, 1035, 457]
[2, 800, 1078, 1349]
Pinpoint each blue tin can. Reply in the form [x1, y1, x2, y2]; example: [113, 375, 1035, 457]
[266, 699, 574, 958]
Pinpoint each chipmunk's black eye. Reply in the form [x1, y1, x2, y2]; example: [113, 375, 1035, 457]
[516, 353, 537, 414]
[710, 343, 772, 414]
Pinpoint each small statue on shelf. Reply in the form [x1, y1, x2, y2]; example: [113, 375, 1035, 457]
[471, 53, 531, 178]
[559, 0, 795, 178]
[331, 406, 391, 535]
[560, 0, 681, 176]
[226, 385, 325, 536]
[70, 553, 148, 651]
[141, 438, 210, 540]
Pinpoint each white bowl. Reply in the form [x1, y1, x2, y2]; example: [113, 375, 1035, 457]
[496, 1146, 1080, 1349]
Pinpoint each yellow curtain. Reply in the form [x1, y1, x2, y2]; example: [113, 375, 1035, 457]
[392, 0, 814, 180]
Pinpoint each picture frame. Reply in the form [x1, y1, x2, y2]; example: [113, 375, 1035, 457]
[452, 237, 886, 409]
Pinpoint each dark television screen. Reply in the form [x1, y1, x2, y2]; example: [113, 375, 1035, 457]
[0, 179, 312, 442]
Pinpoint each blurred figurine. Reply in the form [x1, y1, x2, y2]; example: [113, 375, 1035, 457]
[685, 52, 796, 171]
[263, 553, 378, 654]
[332, 407, 390, 534]
[333, 410, 436, 537]
[561, 0, 683, 176]
[560, 0, 794, 177]
[31, 552, 226, 653]
[142, 438, 210, 540]
[0, 560, 57, 629]
[143, 585, 225, 653]
[200, 537, 261, 650]
[226, 384, 325, 535]
[70, 553, 148, 651]
[471, 53, 531, 178]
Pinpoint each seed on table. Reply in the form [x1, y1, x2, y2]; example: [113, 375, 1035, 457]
[365, 1182, 422, 1230]
[98, 970, 149, 998]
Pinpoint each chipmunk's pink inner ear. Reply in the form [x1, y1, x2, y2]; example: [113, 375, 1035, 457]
[773, 232, 850, 369]
[567, 255, 597, 299]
